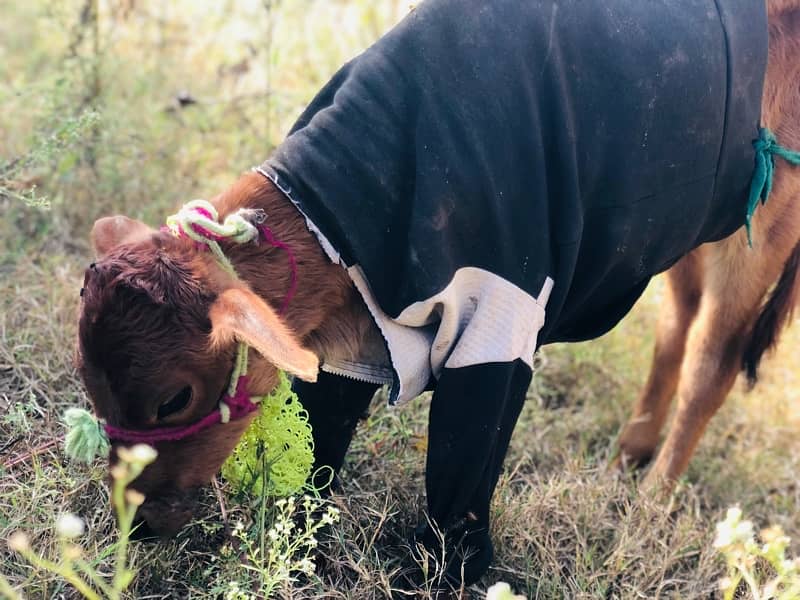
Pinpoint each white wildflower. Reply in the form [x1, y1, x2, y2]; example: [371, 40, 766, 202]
[321, 506, 340, 526]
[714, 506, 754, 548]
[298, 558, 316, 575]
[129, 444, 158, 466]
[727, 507, 742, 522]
[55, 513, 85, 539]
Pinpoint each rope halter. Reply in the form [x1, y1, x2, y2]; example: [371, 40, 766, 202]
[165, 199, 263, 276]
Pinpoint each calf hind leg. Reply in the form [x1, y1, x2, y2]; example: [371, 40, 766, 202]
[644, 236, 800, 489]
[615, 253, 703, 470]
[643, 294, 749, 489]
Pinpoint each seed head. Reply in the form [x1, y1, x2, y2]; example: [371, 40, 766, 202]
[8, 531, 31, 552]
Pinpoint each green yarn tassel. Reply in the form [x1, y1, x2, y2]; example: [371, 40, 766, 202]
[63, 407, 110, 463]
[221, 372, 314, 497]
[746, 127, 800, 247]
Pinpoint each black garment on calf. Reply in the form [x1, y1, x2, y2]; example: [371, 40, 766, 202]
[267, 0, 767, 361]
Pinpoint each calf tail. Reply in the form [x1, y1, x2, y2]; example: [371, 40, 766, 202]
[742, 242, 800, 386]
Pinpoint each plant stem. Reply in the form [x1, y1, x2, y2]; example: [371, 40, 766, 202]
[739, 565, 763, 600]
[76, 558, 117, 598]
[0, 572, 23, 600]
[111, 471, 137, 599]
[259, 451, 269, 588]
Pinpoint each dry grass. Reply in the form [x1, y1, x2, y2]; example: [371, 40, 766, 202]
[2, 1, 799, 598]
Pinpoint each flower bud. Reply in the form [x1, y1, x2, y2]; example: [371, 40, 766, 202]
[129, 444, 158, 465]
[8, 531, 31, 552]
[110, 464, 128, 481]
[63, 543, 82, 561]
[125, 490, 146, 507]
[117, 444, 157, 467]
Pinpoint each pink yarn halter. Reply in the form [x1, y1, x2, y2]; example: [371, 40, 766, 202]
[105, 202, 298, 445]
[104, 377, 257, 444]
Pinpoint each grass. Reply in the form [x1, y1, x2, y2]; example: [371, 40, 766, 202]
[2, 1, 799, 598]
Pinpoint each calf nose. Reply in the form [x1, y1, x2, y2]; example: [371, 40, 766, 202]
[133, 492, 197, 538]
[130, 515, 158, 541]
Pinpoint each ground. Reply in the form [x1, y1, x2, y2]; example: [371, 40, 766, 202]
[1, 1, 798, 598]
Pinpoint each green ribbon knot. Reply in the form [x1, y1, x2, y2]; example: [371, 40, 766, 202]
[746, 127, 800, 247]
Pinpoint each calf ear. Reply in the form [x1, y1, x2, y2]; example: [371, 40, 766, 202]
[91, 216, 153, 257]
[209, 287, 318, 382]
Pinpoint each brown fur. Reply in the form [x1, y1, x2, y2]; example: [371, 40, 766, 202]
[77, 1, 800, 533]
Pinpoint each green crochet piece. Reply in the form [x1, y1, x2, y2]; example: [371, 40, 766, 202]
[64, 407, 110, 463]
[222, 372, 314, 497]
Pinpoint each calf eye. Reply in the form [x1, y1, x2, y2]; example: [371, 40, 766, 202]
[158, 386, 192, 420]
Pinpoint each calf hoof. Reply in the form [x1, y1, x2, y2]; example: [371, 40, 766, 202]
[610, 443, 655, 474]
[639, 464, 681, 499]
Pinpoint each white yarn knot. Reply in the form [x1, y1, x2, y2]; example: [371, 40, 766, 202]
[165, 199, 268, 278]
[166, 199, 261, 245]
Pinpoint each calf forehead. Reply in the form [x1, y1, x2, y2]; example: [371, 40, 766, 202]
[78, 301, 201, 421]
[77, 242, 217, 409]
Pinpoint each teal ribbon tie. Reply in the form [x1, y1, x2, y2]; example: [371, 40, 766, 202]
[746, 127, 800, 247]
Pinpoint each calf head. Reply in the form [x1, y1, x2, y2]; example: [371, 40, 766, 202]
[77, 215, 318, 535]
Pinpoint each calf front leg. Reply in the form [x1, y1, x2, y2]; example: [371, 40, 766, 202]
[292, 371, 379, 490]
[417, 360, 532, 587]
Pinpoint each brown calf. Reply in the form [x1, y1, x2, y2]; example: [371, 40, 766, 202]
[76, 0, 800, 589]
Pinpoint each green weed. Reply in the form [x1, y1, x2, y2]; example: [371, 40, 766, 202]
[715, 507, 800, 600]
